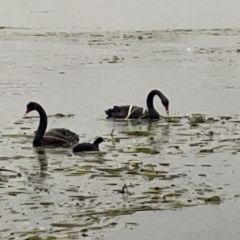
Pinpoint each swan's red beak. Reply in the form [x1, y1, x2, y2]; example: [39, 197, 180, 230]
[165, 105, 169, 115]
[25, 108, 30, 114]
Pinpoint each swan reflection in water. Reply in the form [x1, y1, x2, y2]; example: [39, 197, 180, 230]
[104, 118, 170, 153]
[105, 117, 170, 138]
[23, 147, 49, 189]
[34, 147, 48, 173]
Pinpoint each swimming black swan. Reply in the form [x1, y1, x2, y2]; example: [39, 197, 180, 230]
[25, 102, 79, 147]
[73, 137, 104, 153]
[105, 89, 169, 120]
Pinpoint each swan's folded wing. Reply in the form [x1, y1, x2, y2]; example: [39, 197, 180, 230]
[105, 105, 149, 119]
[45, 128, 79, 144]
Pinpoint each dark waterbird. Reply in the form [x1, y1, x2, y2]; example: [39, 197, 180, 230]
[73, 137, 104, 153]
[105, 89, 169, 120]
[25, 102, 79, 147]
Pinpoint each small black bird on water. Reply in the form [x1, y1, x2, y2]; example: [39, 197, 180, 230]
[73, 137, 104, 153]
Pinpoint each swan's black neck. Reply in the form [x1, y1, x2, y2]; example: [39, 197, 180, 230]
[146, 89, 169, 118]
[34, 104, 48, 146]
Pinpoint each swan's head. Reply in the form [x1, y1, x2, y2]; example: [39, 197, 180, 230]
[25, 102, 38, 114]
[162, 100, 169, 115]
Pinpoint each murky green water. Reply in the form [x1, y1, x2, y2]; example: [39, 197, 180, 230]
[1, 1, 240, 239]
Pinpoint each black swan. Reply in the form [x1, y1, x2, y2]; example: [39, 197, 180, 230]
[73, 137, 104, 153]
[25, 102, 79, 147]
[105, 89, 169, 120]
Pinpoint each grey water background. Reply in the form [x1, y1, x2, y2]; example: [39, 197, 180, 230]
[1, 1, 240, 239]
[1, 0, 240, 31]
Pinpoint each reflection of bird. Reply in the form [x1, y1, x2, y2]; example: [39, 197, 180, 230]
[35, 147, 48, 172]
[73, 137, 104, 153]
[209, 131, 214, 137]
[105, 89, 169, 120]
[25, 102, 79, 147]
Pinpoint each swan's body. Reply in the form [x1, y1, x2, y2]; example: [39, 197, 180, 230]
[73, 137, 104, 153]
[105, 89, 169, 120]
[25, 102, 79, 147]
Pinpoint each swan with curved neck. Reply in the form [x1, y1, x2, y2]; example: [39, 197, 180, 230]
[105, 89, 169, 120]
[25, 102, 79, 147]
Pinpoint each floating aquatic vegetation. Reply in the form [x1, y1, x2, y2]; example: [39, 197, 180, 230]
[64, 166, 95, 176]
[107, 55, 122, 63]
[198, 174, 207, 177]
[74, 151, 107, 155]
[1, 134, 33, 139]
[138, 170, 166, 178]
[204, 196, 221, 203]
[25, 236, 43, 240]
[189, 114, 206, 123]
[127, 159, 143, 166]
[142, 187, 163, 194]
[54, 113, 75, 118]
[14, 120, 25, 124]
[97, 167, 127, 174]
[69, 195, 98, 200]
[39, 202, 54, 206]
[135, 147, 159, 154]
[219, 116, 232, 120]
[20, 127, 32, 130]
[124, 147, 159, 154]
[164, 117, 181, 123]
[23, 113, 75, 119]
[0, 168, 22, 178]
[8, 191, 26, 196]
[159, 163, 170, 166]
[189, 142, 206, 147]
[50, 222, 95, 228]
[120, 130, 156, 136]
[206, 117, 219, 123]
[0, 155, 34, 160]
[199, 148, 214, 153]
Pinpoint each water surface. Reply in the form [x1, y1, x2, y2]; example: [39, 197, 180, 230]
[1, 1, 240, 239]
